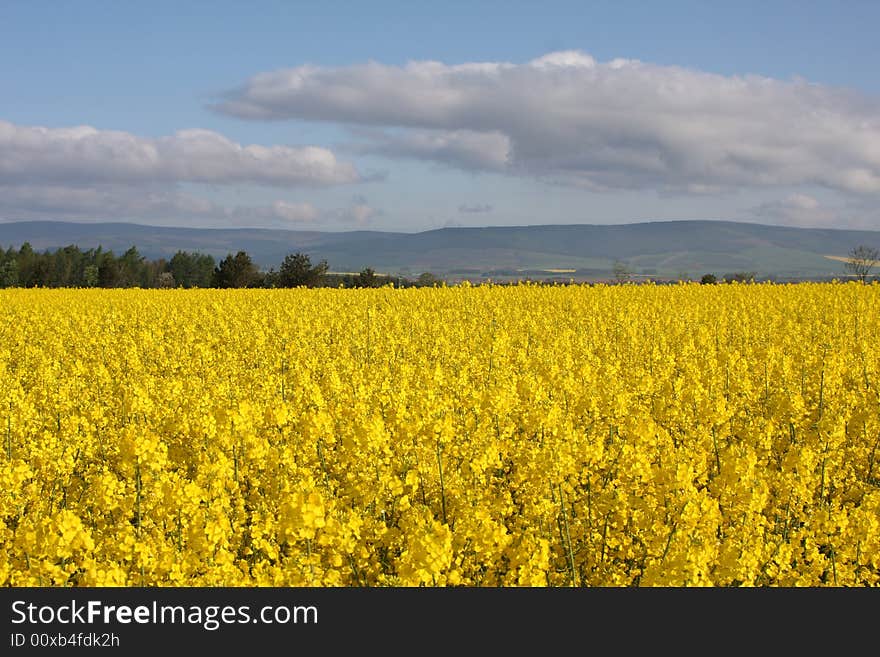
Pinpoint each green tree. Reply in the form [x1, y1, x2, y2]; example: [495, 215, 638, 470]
[118, 246, 146, 287]
[97, 253, 121, 287]
[700, 273, 717, 285]
[416, 272, 442, 287]
[83, 264, 99, 288]
[259, 268, 279, 288]
[724, 271, 757, 283]
[356, 267, 380, 288]
[612, 260, 632, 284]
[277, 252, 329, 288]
[16, 242, 36, 286]
[30, 256, 51, 287]
[169, 251, 216, 288]
[213, 251, 259, 288]
[48, 244, 82, 286]
[0, 256, 19, 287]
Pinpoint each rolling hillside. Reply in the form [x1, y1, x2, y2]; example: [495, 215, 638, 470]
[1, 220, 878, 279]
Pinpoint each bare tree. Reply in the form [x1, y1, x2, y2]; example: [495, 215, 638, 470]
[844, 245, 880, 282]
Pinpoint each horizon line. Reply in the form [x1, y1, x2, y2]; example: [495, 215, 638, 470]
[2, 218, 879, 235]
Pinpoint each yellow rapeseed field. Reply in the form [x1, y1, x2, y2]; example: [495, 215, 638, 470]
[1, 283, 878, 586]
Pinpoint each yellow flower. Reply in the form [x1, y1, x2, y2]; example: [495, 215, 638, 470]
[0, 282, 877, 586]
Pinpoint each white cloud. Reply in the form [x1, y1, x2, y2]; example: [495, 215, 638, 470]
[215, 51, 880, 195]
[530, 51, 597, 69]
[0, 184, 219, 221]
[264, 200, 320, 223]
[238, 200, 321, 226]
[747, 194, 880, 229]
[354, 129, 510, 170]
[349, 204, 374, 224]
[0, 184, 371, 229]
[783, 194, 820, 211]
[0, 119, 360, 187]
[329, 202, 378, 225]
[0, 119, 369, 227]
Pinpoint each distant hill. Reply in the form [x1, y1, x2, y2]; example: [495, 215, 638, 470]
[1, 219, 878, 279]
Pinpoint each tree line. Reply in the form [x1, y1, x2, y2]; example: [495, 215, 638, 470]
[3, 241, 875, 289]
[0, 243, 443, 289]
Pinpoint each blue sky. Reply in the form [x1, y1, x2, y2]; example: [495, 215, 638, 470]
[1, 0, 879, 231]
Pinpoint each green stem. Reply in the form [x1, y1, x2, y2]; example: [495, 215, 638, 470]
[5, 409, 11, 460]
[317, 438, 330, 489]
[712, 426, 721, 476]
[830, 545, 838, 586]
[599, 513, 609, 565]
[866, 432, 880, 484]
[660, 523, 678, 565]
[135, 461, 142, 538]
[280, 358, 286, 401]
[436, 439, 447, 525]
[558, 486, 578, 586]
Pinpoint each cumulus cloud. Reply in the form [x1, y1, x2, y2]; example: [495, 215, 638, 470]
[215, 51, 880, 195]
[0, 119, 360, 187]
[458, 203, 493, 214]
[0, 119, 371, 227]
